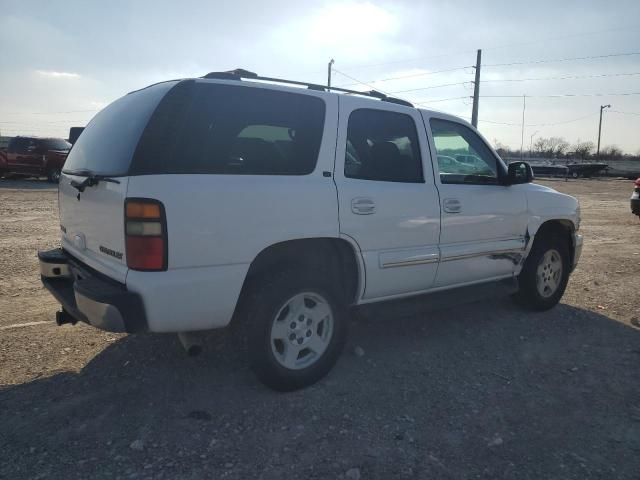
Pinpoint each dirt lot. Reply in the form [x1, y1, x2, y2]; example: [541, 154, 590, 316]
[1, 177, 639, 479]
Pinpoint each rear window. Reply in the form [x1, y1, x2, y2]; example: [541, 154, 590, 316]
[38, 138, 71, 151]
[131, 82, 326, 175]
[62, 81, 177, 176]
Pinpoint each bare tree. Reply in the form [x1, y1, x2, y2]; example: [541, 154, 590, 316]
[549, 137, 570, 157]
[533, 137, 549, 155]
[533, 137, 569, 158]
[573, 140, 594, 160]
[600, 145, 623, 160]
[492, 139, 511, 158]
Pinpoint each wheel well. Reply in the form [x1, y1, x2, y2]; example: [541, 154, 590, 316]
[240, 238, 361, 305]
[534, 220, 575, 259]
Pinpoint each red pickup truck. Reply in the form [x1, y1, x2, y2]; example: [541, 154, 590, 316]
[0, 136, 71, 183]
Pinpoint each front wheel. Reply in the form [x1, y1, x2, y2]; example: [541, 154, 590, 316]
[244, 269, 347, 391]
[514, 232, 570, 311]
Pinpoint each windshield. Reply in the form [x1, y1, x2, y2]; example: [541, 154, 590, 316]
[38, 138, 71, 151]
[62, 81, 177, 176]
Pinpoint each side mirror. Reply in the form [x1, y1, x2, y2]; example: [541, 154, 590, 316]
[507, 161, 534, 185]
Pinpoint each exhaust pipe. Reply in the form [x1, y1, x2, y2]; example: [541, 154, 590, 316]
[178, 332, 203, 356]
[56, 309, 77, 326]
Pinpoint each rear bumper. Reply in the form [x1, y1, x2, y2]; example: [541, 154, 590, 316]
[572, 233, 583, 272]
[631, 191, 640, 215]
[39, 248, 147, 333]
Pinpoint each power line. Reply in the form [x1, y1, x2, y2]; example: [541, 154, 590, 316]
[481, 71, 640, 83]
[414, 96, 469, 105]
[477, 25, 638, 53]
[331, 68, 391, 94]
[334, 65, 472, 88]
[479, 112, 598, 127]
[609, 109, 640, 116]
[483, 51, 640, 68]
[327, 26, 637, 74]
[413, 91, 640, 105]
[334, 51, 640, 91]
[388, 81, 470, 94]
[329, 52, 477, 74]
[480, 92, 640, 98]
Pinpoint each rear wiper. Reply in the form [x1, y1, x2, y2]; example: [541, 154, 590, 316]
[66, 169, 121, 192]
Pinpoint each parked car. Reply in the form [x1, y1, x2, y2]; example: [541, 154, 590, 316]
[437, 155, 476, 175]
[529, 162, 569, 178]
[566, 162, 608, 178]
[0, 136, 71, 182]
[38, 70, 583, 391]
[631, 177, 640, 217]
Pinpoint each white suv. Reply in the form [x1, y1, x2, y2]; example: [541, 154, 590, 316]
[39, 70, 582, 391]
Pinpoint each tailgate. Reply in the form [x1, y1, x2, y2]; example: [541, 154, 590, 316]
[59, 174, 130, 283]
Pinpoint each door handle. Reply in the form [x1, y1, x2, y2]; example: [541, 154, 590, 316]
[443, 198, 461, 213]
[351, 197, 376, 215]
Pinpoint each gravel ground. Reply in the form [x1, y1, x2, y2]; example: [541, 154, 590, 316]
[0, 177, 639, 479]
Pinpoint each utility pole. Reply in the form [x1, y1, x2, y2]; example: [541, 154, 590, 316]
[529, 130, 539, 157]
[471, 49, 481, 128]
[596, 104, 611, 157]
[327, 59, 335, 91]
[520, 94, 526, 160]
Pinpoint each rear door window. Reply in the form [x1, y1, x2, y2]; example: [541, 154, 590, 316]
[132, 83, 326, 175]
[344, 109, 423, 183]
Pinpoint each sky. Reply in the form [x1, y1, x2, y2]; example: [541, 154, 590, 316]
[1, 0, 639, 154]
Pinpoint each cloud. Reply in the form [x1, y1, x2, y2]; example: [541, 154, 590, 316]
[36, 70, 80, 79]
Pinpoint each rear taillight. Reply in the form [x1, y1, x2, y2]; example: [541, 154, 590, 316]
[125, 199, 167, 271]
[634, 178, 640, 188]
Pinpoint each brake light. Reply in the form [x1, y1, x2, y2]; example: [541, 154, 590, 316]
[125, 199, 167, 271]
[635, 178, 640, 188]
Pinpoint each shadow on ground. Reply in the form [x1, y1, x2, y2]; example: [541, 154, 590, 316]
[1, 298, 639, 479]
[0, 177, 57, 190]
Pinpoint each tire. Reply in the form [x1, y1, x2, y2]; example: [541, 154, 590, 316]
[46, 167, 61, 183]
[243, 269, 347, 391]
[514, 230, 570, 311]
[571, 172, 579, 179]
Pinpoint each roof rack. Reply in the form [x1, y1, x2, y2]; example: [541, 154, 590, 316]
[202, 69, 414, 108]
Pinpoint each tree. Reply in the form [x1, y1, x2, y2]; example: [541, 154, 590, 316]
[599, 145, 623, 160]
[492, 139, 511, 158]
[533, 137, 548, 155]
[549, 137, 570, 157]
[533, 136, 569, 158]
[573, 140, 594, 159]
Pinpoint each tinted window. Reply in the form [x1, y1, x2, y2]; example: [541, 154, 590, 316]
[430, 119, 500, 185]
[344, 109, 423, 183]
[38, 139, 71, 151]
[9, 137, 36, 154]
[63, 81, 177, 176]
[133, 83, 326, 175]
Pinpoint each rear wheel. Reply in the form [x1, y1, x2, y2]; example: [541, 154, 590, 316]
[515, 231, 570, 311]
[47, 167, 61, 183]
[244, 269, 347, 391]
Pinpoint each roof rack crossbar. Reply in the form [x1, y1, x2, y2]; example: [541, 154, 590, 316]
[202, 69, 414, 107]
